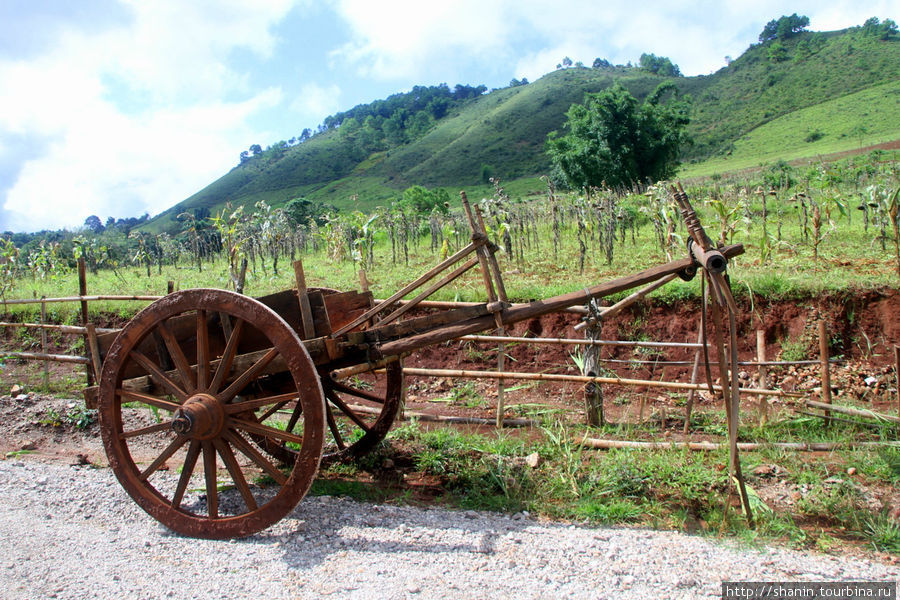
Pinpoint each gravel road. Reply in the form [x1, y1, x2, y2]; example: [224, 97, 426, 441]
[1, 459, 898, 600]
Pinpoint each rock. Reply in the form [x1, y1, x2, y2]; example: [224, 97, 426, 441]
[864, 376, 878, 386]
[9, 384, 22, 395]
[847, 467, 857, 476]
[20, 440, 37, 451]
[781, 376, 798, 392]
[525, 452, 541, 468]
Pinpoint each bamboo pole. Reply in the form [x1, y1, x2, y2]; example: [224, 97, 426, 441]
[0, 322, 118, 335]
[459, 334, 702, 350]
[805, 399, 900, 423]
[348, 403, 536, 427]
[1, 351, 91, 365]
[579, 437, 900, 451]
[401, 367, 801, 398]
[40, 297, 49, 387]
[0, 294, 163, 305]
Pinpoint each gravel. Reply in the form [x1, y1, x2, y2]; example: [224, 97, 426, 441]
[1, 459, 898, 600]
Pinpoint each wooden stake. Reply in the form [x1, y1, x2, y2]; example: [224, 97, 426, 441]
[819, 319, 832, 423]
[77, 257, 93, 386]
[167, 281, 175, 294]
[756, 329, 769, 426]
[85, 323, 103, 383]
[293, 260, 316, 340]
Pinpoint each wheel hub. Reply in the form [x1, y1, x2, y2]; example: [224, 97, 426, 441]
[171, 393, 225, 440]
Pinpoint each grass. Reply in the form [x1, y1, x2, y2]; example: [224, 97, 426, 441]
[681, 80, 900, 178]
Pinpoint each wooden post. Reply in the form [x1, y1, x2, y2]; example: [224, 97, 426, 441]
[358, 270, 370, 293]
[895, 345, 899, 426]
[756, 329, 769, 426]
[167, 281, 175, 295]
[682, 325, 705, 434]
[235, 258, 248, 295]
[819, 319, 832, 423]
[293, 260, 316, 340]
[582, 306, 604, 427]
[85, 323, 103, 383]
[77, 257, 93, 386]
[40, 297, 49, 388]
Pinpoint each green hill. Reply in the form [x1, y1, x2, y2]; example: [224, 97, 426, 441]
[144, 20, 900, 233]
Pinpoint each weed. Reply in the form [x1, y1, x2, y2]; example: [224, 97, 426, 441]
[862, 512, 900, 553]
[779, 337, 809, 361]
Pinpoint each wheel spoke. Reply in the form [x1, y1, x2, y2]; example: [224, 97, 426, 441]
[118, 389, 182, 413]
[256, 399, 291, 423]
[128, 350, 188, 402]
[325, 389, 371, 433]
[196, 310, 210, 391]
[326, 378, 385, 404]
[172, 440, 201, 509]
[325, 404, 346, 450]
[157, 319, 196, 394]
[230, 417, 304, 445]
[223, 429, 287, 485]
[202, 441, 218, 519]
[140, 435, 187, 481]
[121, 421, 172, 439]
[213, 438, 258, 512]
[218, 348, 279, 403]
[224, 391, 297, 415]
[209, 318, 245, 395]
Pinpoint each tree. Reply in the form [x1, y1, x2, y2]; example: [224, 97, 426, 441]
[638, 53, 681, 76]
[545, 83, 691, 190]
[84, 215, 104, 233]
[592, 58, 612, 69]
[759, 14, 809, 43]
[401, 186, 450, 215]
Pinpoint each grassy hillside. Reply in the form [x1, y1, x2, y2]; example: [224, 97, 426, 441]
[143, 22, 900, 234]
[682, 79, 900, 176]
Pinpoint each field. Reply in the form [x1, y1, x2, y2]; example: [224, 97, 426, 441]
[1, 150, 899, 556]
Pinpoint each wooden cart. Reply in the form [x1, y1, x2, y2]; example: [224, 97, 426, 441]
[87, 188, 742, 538]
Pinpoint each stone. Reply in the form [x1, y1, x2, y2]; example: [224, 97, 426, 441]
[525, 452, 541, 468]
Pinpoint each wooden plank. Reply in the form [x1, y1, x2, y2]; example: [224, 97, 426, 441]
[293, 260, 316, 340]
[376, 256, 479, 326]
[366, 304, 491, 342]
[323, 290, 373, 332]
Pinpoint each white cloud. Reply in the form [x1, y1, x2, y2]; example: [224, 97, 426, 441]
[290, 83, 343, 125]
[331, 0, 513, 80]
[0, 0, 301, 232]
[332, 0, 897, 81]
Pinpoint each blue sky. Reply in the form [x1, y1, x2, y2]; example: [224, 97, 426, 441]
[0, 0, 895, 233]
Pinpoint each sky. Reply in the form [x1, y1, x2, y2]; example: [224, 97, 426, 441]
[0, 0, 896, 233]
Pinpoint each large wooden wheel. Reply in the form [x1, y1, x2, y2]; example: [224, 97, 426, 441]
[260, 360, 403, 465]
[98, 289, 325, 539]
